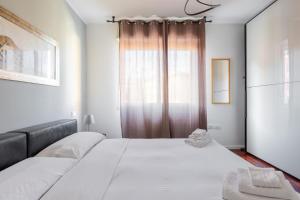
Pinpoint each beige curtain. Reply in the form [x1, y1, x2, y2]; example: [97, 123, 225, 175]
[119, 21, 170, 138]
[119, 20, 206, 138]
[167, 21, 207, 138]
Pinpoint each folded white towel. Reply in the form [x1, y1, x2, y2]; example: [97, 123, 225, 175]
[189, 133, 207, 140]
[185, 129, 211, 148]
[188, 134, 209, 140]
[192, 128, 207, 134]
[184, 137, 211, 148]
[223, 172, 274, 200]
[249, 167, 281, 188]
[238, 168, 298, 200]
[188, 129, 209, 140]
[223, 171, 300, 200]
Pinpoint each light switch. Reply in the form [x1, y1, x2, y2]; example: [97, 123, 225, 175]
[208, 124, 221, 130]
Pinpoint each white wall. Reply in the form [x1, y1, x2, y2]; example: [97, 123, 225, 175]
[206, 24, 245, 148]
[86, 24, 122, 137]
[86, 23, 245, 148]
[0, 0, 87, 132]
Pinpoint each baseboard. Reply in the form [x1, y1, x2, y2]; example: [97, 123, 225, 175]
[225, 145, 245, 150]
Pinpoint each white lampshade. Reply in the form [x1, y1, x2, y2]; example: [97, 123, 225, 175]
[83, 114, 95, 125]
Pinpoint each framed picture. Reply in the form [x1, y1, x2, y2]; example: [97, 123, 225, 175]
[0, 6, 59, 86]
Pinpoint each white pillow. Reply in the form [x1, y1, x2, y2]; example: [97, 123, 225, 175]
[36, 132, 105, 159]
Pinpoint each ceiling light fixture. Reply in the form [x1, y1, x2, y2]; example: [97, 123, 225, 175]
[184, 0, 221, 16]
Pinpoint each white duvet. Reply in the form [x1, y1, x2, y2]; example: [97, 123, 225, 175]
[42, 139, 251, 200]
[0, 157, 75, 200]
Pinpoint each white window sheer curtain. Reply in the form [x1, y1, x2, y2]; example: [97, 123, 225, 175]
[119, 20, 207, 138]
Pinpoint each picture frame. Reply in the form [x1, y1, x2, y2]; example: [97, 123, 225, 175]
[0, 6, 59, 86]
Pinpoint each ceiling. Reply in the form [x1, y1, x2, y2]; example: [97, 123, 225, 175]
[66, 0, 275, 24]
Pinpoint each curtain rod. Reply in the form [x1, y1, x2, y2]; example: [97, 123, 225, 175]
[106, 16, 212, 23]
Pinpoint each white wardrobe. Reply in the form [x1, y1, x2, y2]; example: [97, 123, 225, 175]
[247, 0, 300, 179]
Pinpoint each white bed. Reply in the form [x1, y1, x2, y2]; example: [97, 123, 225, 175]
[39, 139, 251, 200]
[0, 157, 76, 200]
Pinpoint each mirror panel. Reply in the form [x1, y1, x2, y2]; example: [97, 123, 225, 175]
[212, 58, 230, 104]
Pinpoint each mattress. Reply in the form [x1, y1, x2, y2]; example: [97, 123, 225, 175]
[41, 139, 251, 200]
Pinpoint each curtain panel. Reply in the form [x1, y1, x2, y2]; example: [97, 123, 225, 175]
[119, 20, 207, 138]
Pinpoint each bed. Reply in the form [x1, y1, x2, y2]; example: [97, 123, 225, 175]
[0, 120, 251, 200]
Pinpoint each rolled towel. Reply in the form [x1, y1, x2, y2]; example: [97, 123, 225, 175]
[238, 168, 299, 200]
[185, 129, 211, 148]
[188, 129, 209, 140]
[223, 171, 300, 200]
[184, 137, 211, 148]
[188, 134, 209, 141]
[192, 128, 207, 134]
[189, 133, 207, 140]
[249, 167, 281, 188]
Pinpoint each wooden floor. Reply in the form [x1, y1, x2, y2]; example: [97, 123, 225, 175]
[231, 149, 300, 193]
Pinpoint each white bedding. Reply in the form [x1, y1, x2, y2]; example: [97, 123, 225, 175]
[42, 139, 251, 200]
[0, 157, 75, 200]
[36, 132, 106, 159]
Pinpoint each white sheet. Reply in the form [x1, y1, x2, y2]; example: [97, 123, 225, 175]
[41, 139, 128, 200]
[0, 157, 75, 200]
[42, 139, 251, 200]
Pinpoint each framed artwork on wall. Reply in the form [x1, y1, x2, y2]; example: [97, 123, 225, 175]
[0, 6, 59, 86]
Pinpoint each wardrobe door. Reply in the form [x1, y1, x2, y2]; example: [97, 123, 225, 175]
[247, 0, 300, 179]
